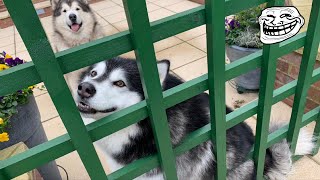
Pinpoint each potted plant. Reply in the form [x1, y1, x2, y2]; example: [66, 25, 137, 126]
[225, 6, 264, 94]
[0, 52, 61, 179]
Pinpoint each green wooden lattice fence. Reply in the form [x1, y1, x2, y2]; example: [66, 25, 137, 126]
[0, 0, 320, 179]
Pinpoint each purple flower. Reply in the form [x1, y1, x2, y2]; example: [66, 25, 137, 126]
[0, 57, 4, 64]
[14, 57, 24, 65]
[236, 21, 240, 27]
[17, 90, 23, 94]
[5, 57, 15, 67]
[225, 29, 229, 34]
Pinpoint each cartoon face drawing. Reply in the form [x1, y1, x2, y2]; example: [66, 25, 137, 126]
[259, 7, 304, 44]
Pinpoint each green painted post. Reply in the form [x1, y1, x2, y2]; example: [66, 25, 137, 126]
[253, 44, 280, 180]
[122, 0, 178, 179]
[253, 1, 285, 179]
[287, 0, 320, 154]
[205, 0, 227, 179]
[312, 111, 320, 155]
[2, 0, 107, 179]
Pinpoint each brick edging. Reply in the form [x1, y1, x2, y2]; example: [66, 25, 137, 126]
[275, 52, 320, 112]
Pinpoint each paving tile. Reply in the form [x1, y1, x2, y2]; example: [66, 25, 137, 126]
[173, 57, 207, 80]
[90, 1, 118, 11]
[35, 93, 59, 122]
[165, 1, 200, 13]
[154, 36, 183, 52]
[0, 26, 14, 39]
[111, 0, 123, 6]
[42, 116, 67, 140]
[148, 8, 175, 22]
[102, 25, 119, 36]
[152, 0, 186, 7]
[15, 42, 27, 53]
[15, 33, 23, 43]
[187, 34, 206, 52]
[146, 3, 162, 12]
[113, 20, 128, 32]
[40, 16, 53, 27]
[120, 50, 136, 59]
[175, 25, 206, 41]
[288, 156, 320, 180]
[311, 150, 320, 164]
[156, 42, 206, 69]
[55, 152, 90, 180]
[0, 35, 14, 48]
[225, 82, 258, 109]
[103, 11, 127, 24]
[95, 15, 110, 26]
[1, 44, 15, 56]
[96, 5, 124, 17]
[33, 83, 47, 97]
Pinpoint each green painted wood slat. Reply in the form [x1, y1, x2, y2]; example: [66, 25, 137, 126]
[205, 0, 227, 179]
[253, 1, 285, 179]
[287, 0, 320, 154]
[122, 0, 178, 179]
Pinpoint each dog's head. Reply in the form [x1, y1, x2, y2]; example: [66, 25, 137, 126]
[76, 58, 170, 120]
[51, 0, 93, 33]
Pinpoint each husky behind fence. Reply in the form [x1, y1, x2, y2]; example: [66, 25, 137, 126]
[76, 57, 314, 180]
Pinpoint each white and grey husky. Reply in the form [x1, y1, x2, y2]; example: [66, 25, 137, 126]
[75, 57, 315, 180]
[51, 0, 105, 96]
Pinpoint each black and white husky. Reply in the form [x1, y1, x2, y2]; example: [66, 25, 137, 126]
[76, 57, 314, 180]
[51, 0, 105, 97]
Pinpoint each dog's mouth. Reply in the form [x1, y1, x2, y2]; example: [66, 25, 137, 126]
[68, 22, 83, 32]
[263, 21, 297, 36]
[78, 101, 117, 114]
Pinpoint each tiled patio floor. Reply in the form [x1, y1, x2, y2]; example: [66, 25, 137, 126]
[1, 0, 319, 179]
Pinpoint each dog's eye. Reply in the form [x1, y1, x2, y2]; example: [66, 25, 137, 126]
[63, 9, 67, 13]
[113, 80, 126, 87]
[90, 71, 97, 77]
[76, 8, 80, 11]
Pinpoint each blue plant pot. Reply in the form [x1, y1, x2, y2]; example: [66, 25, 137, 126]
[226, 45, 261, 92]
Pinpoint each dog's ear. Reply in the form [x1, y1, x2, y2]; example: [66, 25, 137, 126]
[50, 0, 60, 10]
[157, 60, 170, 85]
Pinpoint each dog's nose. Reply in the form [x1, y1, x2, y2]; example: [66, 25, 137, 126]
[78, 82, 96, 98]
[69, 14, 77, 22]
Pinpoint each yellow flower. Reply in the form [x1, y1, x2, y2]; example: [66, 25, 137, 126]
[0, 132, 9, 142]
[5, 53, 12, 59]
[0, 64, 9, 71]
[28, 85, 36, 90]
[0, 118, 3, 125]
